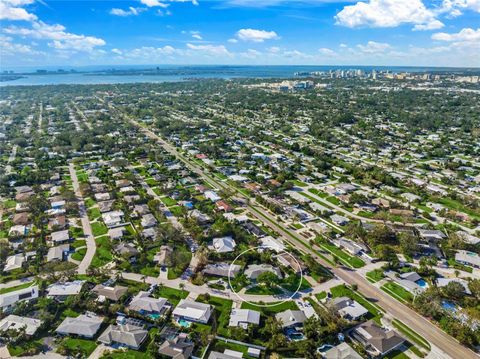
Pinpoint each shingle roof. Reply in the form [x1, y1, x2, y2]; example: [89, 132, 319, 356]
[56, 313, 103, 338]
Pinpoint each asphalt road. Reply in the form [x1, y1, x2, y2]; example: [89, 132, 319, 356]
[115, 104, 478, 359]
[69, 163, 96, 275]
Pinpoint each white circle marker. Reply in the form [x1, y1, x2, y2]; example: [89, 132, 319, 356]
[227, 245, 304, 308]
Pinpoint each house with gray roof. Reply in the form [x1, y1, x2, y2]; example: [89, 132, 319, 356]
[98, 323, 148, 349]
[158, 333, 194, 359]
[128, 291, 170, 315]
[228, 309, 260, 329]
[203, 263, 240, 278]
[275, 309, 307, 329]
[56, 312, 103, 338]
[0, 285, 39, 311]
[244, 264, 282, 280]
[351, 320, 405, 357]
[330, 297, 368, 321]
[0, 315, 42, 336]
[321, 342, 362, 359]
[93, 284, 128, 302]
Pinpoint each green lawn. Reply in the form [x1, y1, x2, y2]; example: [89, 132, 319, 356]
[384, 350, 410, 359]
[197, 295, 233, 336]
[318, 241, 365, 268]
[8, 340, 43, 357]
[91, 235, 113, 268]
[330, 284, 383, 323]
[315, 291, 327, 301]
[0, 281, 35, 295]
[169, 205, 184, 217]
[60, 338, 97, 357]
[88, 207, 102, 220]
[308, 188, 329, 198]
[245, 285, 283, 295]
[91, 221, 108, 236]
[240, 300, 298, 315]
[61, 308, 80, 319]
[155, 285, 188, 306]
[160, 196, 177, 207]
[392, 319, 430, 351]
[381, 282, 414, 303]
[366, 269, 385, 283]
[71, 247, 87, 261]
[71, 239, 86, 248]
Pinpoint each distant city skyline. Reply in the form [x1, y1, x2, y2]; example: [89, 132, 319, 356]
[1, 0, 479, 68]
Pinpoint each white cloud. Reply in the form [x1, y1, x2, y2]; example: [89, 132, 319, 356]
[431, 27, 480, 41]
[268, 46, 280, 53]
[0, 34, 42, 56]
[190, 30, 202, 40]
[4, 21, 106, 52]
[318, 47, 337, 56]
[240, 48, 261, 58]
[440, 0, 480, 16]
[236, 28, 279, 42]
[140, 0, 169, 8]
[357, 40, 391, 53]
[335, 0, 443, 31]
[282, 49, 310, 58]
[110, 7, 145, 16]
[111, 48, 123, 55]
[186, 43, 231, 56]
[227, 38, 238, 43]
[122, 45, 179, 59]
[0, 0, 37, 21]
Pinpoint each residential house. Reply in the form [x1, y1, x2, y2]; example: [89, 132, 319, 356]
[129, 292, 170, 316]
[56, 312, 103, 338]
[244, 264, 282, 280]
[47, 280, 84, 301]
[330, 297, 368, 321]
[455, 250, 480, 268]
[275, 310, 307, 329]
[203, 263, 240, 278]
[320, 342, 362, 359]
[0, 285, 39, 311]
[50, 230, 70, 245]
[274, 252, 307, 274]
[172, 300, 212, 324]
[141, 214, 158, 228]
[0, 315, 42, 336]
[158, 333, 194, 359]
[211, 236, 236, 253]
[3, 253, 25, 272]
[98, 323, 148, 349]
[228, 309, 260, 329]
[153, 245, 173, 266]
[46, 244, 70, 262]
[93, 284, 128, 302]
[351, 320, 405, 357]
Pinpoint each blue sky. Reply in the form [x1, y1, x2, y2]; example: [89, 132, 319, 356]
[1, 0, 479, 68]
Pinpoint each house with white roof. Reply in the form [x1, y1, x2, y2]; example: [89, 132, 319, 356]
[455, 250, 480, 268]
[47, 280, 84, 301]
[128, 292, 170, 315]
[228, 309, 260, 329]
[211, 236, 236, 253]
[0, 285, 39, 311]
[331, 296, 369, 321]
[4, 253, 25, 272]
[56, 312, 103, 338]
[172, 299, 212, 324]
[0, 315, 42, 336]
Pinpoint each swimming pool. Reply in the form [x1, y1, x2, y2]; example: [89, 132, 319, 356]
[148, 313, 161, 320]
[416, 279, 428, 288]
[177, 318, 192, 327]
[441, 300, 457, 312]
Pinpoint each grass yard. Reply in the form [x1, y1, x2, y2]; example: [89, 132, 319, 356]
[245, 285, 283, 295]
[155, 285, 188, 306]
[330, 284, 383, 323]
[91, 235, 113, 268]
[392, 319, 430, 350]
[91, 221, 108, 236]
[197, 295, 232, 336]
[241, 300, 298, 315]
[160, 196, 177, 207]
[381, 282, 414, 303]
[319, 241, 365, 268]
[71, 239, 86, 248]
[71, 247, 87, 261]
[88, 207, 102, 220]
[169, 205, 184, 217]
[308, 188, 329, 198]
[60, 338, 97, 357]
[315, 291, 327, 301]
[366, 269, 385, 283]
[0, 281, 35, 295]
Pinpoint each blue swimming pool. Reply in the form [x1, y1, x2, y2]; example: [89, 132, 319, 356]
[177, 319, 192, 327]
[441, 300, 457, 312]
[148, 313, 161, 320]
[416, 279, 428, 288]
